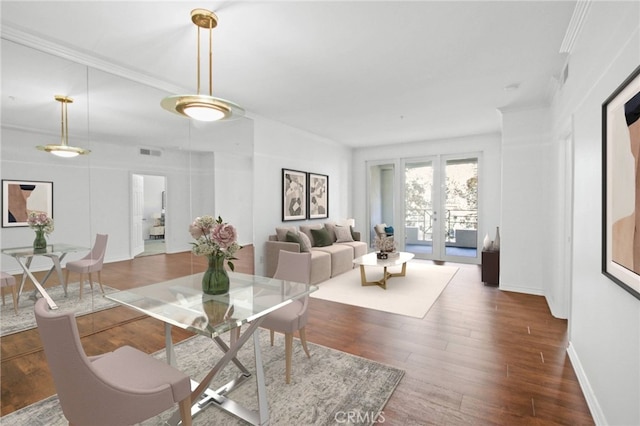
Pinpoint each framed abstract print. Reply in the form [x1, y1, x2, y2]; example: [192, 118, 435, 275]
[282, 169, 307, 221]
[2, 180, 54, 228]
[308, 173, 328, 219]
[602, 64, 640, 300]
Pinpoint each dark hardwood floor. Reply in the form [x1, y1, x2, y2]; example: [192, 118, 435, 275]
[1, 247, 594, 424]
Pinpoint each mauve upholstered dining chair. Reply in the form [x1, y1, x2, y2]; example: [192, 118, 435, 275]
[65, 233, 108, 299]
[0, 271, 18, 314]
[260, 250, 312, 384]
[34, 298, 192, 426]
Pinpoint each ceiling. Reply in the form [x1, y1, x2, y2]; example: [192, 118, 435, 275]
[1, 1, 576, 149]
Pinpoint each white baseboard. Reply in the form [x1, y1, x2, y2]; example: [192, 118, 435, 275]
[567, 342, 606, 425]
[499, 283, 545, 296]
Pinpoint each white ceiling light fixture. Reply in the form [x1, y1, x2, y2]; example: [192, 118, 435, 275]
[161, 8, 244, 122]
[37, 95, 90, 158]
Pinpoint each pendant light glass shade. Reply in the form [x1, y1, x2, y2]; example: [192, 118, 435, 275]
[161, 9, 244, 121]
[36, 95, 90, 158]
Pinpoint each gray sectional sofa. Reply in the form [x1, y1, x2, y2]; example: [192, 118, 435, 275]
[265, 222, 368, 284]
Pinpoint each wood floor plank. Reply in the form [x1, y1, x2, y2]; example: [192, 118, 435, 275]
[0, 251, 593, 425]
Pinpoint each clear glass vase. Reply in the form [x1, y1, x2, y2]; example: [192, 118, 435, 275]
[202, 254, 230, 295]
[33, 229, 47, 251]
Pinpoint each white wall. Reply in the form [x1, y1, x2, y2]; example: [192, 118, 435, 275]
[252, 115, 353, 276]
[214, 151, 254, 245]
[499, 106, 553, 297]
[551, 2, 640, 424]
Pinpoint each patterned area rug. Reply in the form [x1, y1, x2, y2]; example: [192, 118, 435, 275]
[2, 330, 404, 425]
[0, 282, 118, 337]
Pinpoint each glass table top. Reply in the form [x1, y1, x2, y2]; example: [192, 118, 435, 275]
[1, 243, 88, 257]
[106, 272, 318, 338]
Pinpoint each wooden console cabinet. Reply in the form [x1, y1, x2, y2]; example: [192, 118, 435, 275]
[481, 250, 500, 285]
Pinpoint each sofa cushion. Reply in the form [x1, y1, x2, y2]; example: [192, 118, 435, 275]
[311, 227, 333, 247]
[337, 241, 368, 260]
[335, 225, 354, 242]
[309, 250, 331, 284]
[312, 244, 353, 277]
[276, 226, 297, 242]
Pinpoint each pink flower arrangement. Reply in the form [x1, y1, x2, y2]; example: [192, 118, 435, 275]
[27, 212, 54, 234]
[189, 215, 241, 270]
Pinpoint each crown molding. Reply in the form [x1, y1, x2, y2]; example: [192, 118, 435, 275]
[1, 25, 188, 95]
[559, 0, 592, 54]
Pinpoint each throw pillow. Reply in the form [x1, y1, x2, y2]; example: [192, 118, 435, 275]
[276, 226, 297, 242]
[374, 223, 387, 236]
[297, 231, 312, 252]
[335, 225, 354, 243]
[324, 222, 338, 242]
[350, 226, 358, 241]
[300, 224, 323, 246]
[310, 227, 333, 247]
[285, 231, 302, 246]
[384, 226, 395, 236]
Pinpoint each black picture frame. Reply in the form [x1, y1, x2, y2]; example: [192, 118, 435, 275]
[2, 179, 54, 228]
[601, 64, 640, 300]
[282, 169, 307, 221]
[308, 172, 328, 219]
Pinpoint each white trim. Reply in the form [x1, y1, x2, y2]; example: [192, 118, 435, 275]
[1, 25, 188, 95]
[560, 0, 592, 54]
[567, 342, 606, 425]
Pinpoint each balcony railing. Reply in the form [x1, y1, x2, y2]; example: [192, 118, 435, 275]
[405, 208, 477, 243]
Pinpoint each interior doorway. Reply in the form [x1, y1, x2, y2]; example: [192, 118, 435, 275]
[131, 174, 167, 258]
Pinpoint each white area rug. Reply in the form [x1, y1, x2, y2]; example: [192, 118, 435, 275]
[0, 282, 118, 337]
[311, 261, 458, 318]
[2, 330, 404, 426]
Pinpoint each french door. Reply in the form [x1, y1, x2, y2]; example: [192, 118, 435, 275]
[402, 155, 479, 262]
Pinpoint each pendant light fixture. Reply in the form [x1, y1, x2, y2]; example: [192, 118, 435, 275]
[37, 95, 90, 158]
[161, 8, 244, 122]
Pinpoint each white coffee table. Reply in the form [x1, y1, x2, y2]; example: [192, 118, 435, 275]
[352, 252, 415, 290]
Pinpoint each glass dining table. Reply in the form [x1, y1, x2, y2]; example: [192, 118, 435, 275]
[1, 243, 89, 310]
[106, 271, 317, 426]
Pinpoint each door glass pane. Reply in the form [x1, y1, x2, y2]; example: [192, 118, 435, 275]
[405, 161, 434, 256]
[444, 158, 478, 258]
[369, 163, 394, 247]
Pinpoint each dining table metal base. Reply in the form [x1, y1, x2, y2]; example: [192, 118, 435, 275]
[166, 318, 270, 426]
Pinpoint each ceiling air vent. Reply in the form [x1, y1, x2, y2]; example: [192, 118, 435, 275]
[139, 148, 161, 157]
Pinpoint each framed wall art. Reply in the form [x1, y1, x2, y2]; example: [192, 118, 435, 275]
[602, 64, 640, 300]
[282, 169, 307, 221]
[2, 180, 54, 228]
[308, 172, 328, 219]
